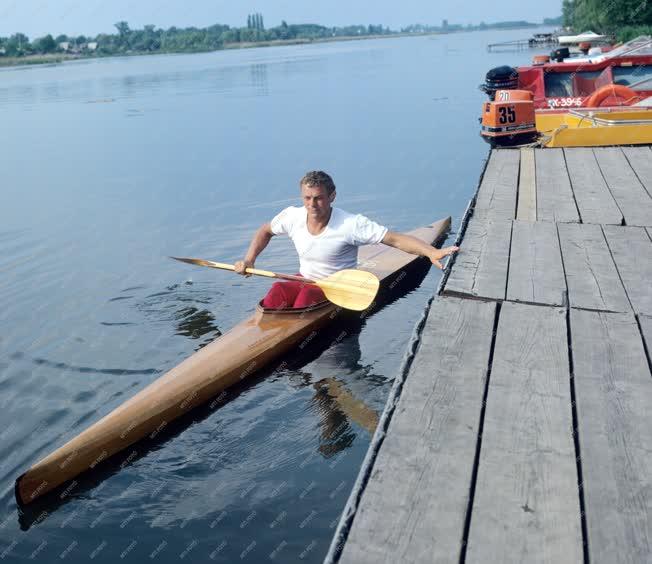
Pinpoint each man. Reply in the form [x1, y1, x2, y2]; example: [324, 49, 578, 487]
[235, 171, 459, 309]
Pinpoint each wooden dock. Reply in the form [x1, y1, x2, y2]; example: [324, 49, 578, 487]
[326, 147, 652, 564]
[487, 36, 557, 52]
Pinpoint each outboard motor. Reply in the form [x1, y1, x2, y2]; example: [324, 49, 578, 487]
[480, 66, 519, 100]
[550, 47, 570, 62]
[480, 89, 537, 147]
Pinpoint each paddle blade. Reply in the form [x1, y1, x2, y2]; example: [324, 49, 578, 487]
[316, 269, 379, 311]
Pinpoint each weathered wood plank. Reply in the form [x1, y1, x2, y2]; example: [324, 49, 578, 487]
[507, 220, 566, 306]
[466, 302, 582, 564]
[535, 148, 580, 223]
[639, 314, 652, 365]
[603, 225, 652, 315]
[443, 215, 511, 300]
[570, 309, 652, 564]
[623, 146, 652, 199]
[339, 297, 497, 564]
[594, 147, 652, 227]
[474, 149, 520, 222]
[564, 147, 623, 225]
[517, 147, 536, 221]
[558, 222, 630, 312]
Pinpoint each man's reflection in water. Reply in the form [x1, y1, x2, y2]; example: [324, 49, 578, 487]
[285, 327, 384, 458]
[313, 376, 380, 457]
[280, 259, 435, 459]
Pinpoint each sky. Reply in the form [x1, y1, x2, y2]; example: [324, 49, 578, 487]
[0, 0, 560, 38]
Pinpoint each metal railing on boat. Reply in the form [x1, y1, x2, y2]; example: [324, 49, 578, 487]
[567, 108, 652, 127]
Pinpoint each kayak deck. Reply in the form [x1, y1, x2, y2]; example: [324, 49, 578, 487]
[15, 217, 451, 505]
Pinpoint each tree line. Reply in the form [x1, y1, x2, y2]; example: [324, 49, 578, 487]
[0, 16, 559, 59]
[562, 0, 652, 41]
[0, 20, 392, 58]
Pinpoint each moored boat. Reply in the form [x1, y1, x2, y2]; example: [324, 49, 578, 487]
[480, 88, 652, 147]
[557, 30, 610, 46]
[535, 107, 652, 147]
[15, 217, 451, 505]
[480, 36, 652, 110]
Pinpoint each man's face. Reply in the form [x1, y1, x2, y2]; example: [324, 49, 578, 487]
[301, 183, 335, 220]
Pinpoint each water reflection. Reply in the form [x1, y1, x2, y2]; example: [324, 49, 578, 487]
[131, 281, 223, 348]
[250, 64, 268, 97]
[8, 351, 159, 376]
[175, 306, 222, 342]
[315, 378, 379, 434]
[313, 375, 380, 458]
[285, 327, 381, 457]
[0, 58, 273, 107]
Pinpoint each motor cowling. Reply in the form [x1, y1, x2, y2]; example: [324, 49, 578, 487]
[480, 89, 537, 147]
[550, 47, 570, 62]
[480, 66, 519, 100]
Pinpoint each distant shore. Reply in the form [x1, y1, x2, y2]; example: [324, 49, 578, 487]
[0, 27, 541, 68]
[0, 26, 556, 68]
[221, 31, 438, 50]
[0, 53, 79, 67]
[0, 32, 435, 68]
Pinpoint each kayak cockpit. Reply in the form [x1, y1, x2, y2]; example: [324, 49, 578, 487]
[255, 300, 332, 316]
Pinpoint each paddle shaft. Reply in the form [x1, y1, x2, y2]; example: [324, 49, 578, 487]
[170, 256, 379, 310]
[194, 260, 315, 284]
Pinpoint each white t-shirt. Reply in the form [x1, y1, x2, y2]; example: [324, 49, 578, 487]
[270, 206, 388, 280]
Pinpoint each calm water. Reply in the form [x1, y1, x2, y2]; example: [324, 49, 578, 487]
[0, 30, 547, 562]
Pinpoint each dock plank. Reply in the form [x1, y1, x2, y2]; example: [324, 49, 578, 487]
[623, 146, 652, 199]
[507, 220, 566, 306]
[443, 215, 511, 300]
[339, 297, 497, 564]
[639, 314, 652, 367]
[564, 147, 623, 225]
[570, 309, 652, 564]
[517, 148, 536, 221]
[603, 226, 652, 315]
[535, 148, 580, 223]
[465, 302, 582, 564]
[594, 147, 652, 227]
[474, 149, 520, 222]
[558, 223, 630, 312]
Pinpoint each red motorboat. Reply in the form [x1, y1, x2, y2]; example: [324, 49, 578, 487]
[480, 36, 652, 110]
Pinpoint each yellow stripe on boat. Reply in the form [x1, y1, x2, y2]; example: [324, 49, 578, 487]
[536, 108, 652, 147]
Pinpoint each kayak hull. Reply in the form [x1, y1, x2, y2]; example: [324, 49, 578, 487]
[15, 218, 451, 505]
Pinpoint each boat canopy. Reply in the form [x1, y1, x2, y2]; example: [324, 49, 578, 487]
[557, 31, 609, 45]
[570, 36, 652, 64]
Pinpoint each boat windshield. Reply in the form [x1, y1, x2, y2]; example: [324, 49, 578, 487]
[599, 36, 652, 59]
[613, 65, 652, 90]
[544, 71, 601, 97]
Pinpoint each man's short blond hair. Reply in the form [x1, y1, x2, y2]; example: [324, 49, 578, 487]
[300, 171, 336, 195]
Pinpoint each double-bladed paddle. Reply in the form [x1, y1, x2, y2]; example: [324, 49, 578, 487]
[170, 256, 379, 311]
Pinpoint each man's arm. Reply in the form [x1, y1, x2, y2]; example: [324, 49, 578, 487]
[381, 231, 459, 270]
[234, 222, 275, 275]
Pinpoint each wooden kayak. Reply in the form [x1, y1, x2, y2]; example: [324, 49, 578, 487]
[15, 217, 451, 505]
